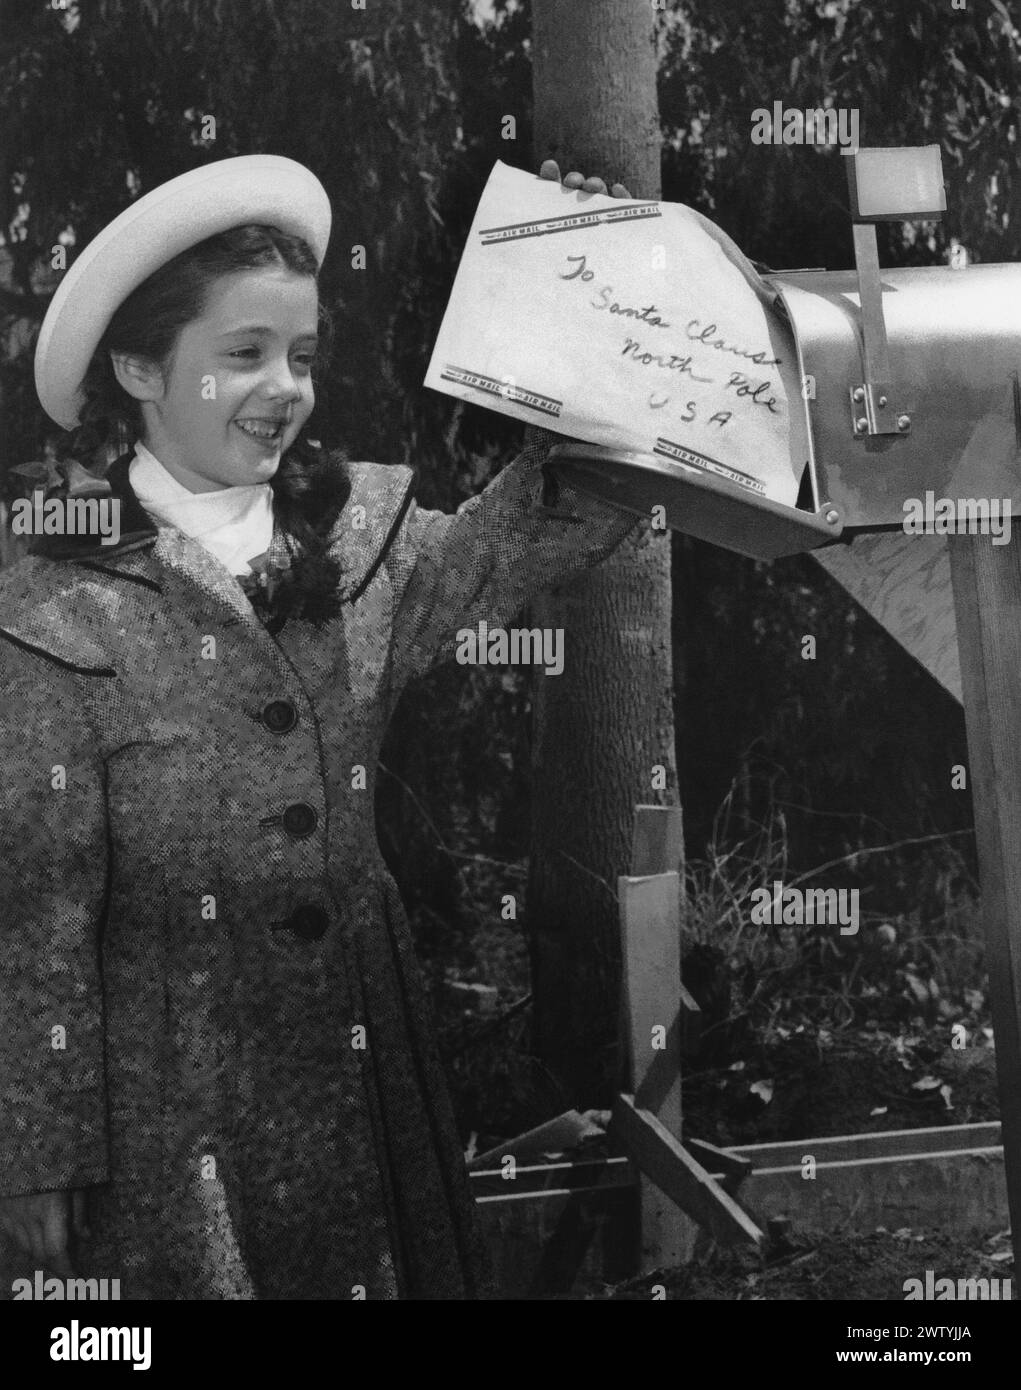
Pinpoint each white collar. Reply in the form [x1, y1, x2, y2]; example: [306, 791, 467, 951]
[128, 441, 275, 575]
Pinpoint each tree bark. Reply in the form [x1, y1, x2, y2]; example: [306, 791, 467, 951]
[528, 0, 680, 1107]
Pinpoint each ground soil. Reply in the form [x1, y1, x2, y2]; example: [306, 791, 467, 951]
[433, 893, 1010, 1299]
[681, 1024, 1000, 1148]
[599, 1227, 1015, 1301]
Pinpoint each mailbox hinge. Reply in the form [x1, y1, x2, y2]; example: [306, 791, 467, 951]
[848, 223, 912, 438]
[849, 380, 911, 438]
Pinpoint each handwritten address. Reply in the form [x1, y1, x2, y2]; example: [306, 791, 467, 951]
[558, 252, 783, 418]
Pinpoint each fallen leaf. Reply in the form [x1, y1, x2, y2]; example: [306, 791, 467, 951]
[750, 1079, 774, 1104]
[911, 1075, 942, 1091]
[870, 1106, 888, 1117]
[444, 979, 498, 996]
[939, 1083, 954, 1110]
[904, 972, 931, 1005]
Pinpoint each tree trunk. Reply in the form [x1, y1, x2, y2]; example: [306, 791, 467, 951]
[527, 0, 680, 1108]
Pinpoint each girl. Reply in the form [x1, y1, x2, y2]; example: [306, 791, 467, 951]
[0, 154, 638, 1299]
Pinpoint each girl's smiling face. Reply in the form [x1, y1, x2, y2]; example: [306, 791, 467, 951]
[114, 264, 319, 493]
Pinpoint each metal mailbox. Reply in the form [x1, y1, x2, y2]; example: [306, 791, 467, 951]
[549, 262, 1021, 560]
[548, 147, 1021, 562]
[769, 261, 1021, 534]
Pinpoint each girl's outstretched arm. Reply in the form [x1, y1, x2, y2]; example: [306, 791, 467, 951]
[383, 421, 642, 693]
[383, 162, 644, 694]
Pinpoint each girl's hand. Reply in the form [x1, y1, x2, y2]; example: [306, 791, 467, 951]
[538, 158, 632, 199]
[0, 1189, 88, 1274]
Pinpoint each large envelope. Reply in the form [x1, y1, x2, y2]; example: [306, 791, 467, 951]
[425, 161, 807, 508]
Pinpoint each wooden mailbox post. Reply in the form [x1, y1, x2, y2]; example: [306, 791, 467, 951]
[948, 540, 1021, 1267]
[611, 805, 763, 1269]
[469, 803, 765, 1291]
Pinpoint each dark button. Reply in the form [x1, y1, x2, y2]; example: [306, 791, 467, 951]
[282, 802, 319, 838]
[262, 699, 298, 734]
[280, 904, 329, 941]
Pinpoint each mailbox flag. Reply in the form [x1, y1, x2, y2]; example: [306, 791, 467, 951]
[425, 161, 807, 510]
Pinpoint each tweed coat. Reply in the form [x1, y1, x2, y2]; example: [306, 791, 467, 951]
[0, 431, 639, 1300]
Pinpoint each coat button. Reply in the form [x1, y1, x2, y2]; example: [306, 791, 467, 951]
[283, 904, 329, 941]
[282, 802, 319, 837]
[262, 699, 298, 734]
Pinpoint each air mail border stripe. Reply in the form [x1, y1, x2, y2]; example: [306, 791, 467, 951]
[479, 204, 661, 244]
[654, 438, 767, 496]
[441, 366, 562, 417]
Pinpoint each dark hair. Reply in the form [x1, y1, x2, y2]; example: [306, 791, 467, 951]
[60, 222, 350, 606]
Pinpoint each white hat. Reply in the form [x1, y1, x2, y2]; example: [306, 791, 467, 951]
[35, 154, 332, 430]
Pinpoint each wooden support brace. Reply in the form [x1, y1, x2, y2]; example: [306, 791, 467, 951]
[468, 1109, 604, 1170]
[631, 803, 684, 877]
[612, 1094, 765, 1251]
[684, 1136, 754, 1197]
[620, 807, 706, 1271]
[948, 531, 1021, 1273]
[629, 805, 703, 1053]
[619, 868, 689, 1268]
[619, 869, 683, 1126]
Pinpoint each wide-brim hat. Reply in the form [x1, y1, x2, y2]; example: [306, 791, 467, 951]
[35, 154, 332, 430]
